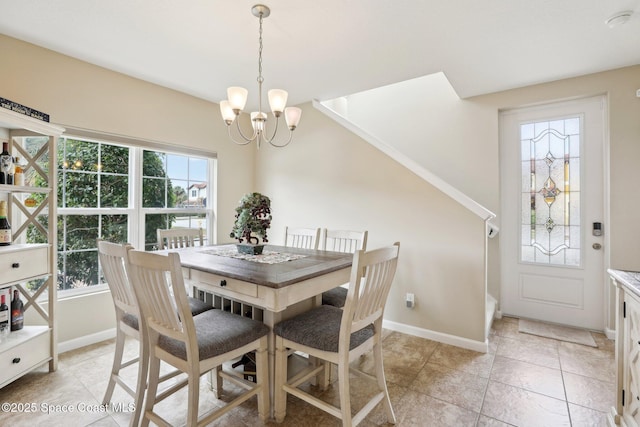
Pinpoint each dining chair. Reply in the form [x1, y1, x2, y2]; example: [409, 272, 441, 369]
[98, 240, 213, 427]
[156, 227, 204, 250]
[321, 229, 368, 308]
[98, 240, 146, 427]
[284, 226, 320, 250]
[127, 249, 270, 426]
[274, 242, 400, 426]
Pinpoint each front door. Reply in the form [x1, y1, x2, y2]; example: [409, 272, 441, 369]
[499, 96, 606, 330]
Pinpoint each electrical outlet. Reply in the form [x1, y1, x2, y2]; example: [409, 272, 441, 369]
[406, 293, 415, 308]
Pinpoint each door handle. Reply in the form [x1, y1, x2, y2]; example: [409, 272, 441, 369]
[592, 243, 602, 250]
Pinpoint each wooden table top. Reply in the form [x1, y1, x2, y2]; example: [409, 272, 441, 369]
[164, 244, 354, 289]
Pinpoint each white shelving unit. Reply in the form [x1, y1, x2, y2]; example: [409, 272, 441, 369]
[609, 269, 640, 427]
[0, 107, 63, 388]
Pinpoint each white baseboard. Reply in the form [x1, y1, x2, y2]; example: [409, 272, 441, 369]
[58, 328, 117, 354]
[60, 321, 494, 355]
[382, 319, 489, 353]
[57, 315, 609, 356]
[604, 326, 615, 341]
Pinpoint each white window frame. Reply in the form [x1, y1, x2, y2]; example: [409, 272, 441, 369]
[55, 130, 216, 299]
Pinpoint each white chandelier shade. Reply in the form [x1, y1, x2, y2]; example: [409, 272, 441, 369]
[227, 87, 249, 112]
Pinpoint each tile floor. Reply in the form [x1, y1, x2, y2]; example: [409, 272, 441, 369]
[0, 316, 615, 426]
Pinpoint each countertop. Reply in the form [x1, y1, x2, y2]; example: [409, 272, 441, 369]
[608, 268, 640, 298]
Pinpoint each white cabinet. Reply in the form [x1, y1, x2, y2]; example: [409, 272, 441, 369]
[609, 269, 640, 427]
[0, 107, 63, 388]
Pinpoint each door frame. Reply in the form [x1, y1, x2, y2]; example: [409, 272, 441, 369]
[498, 95, 612, 335]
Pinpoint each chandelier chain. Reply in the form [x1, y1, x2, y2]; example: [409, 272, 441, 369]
[258, 13, 264, 84]
[257, 11, 264, 120]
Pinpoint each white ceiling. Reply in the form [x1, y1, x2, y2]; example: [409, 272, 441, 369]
[0, 0, 639, 111]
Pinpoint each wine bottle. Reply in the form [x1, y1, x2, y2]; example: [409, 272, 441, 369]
[0, 294, 8, 331]
[10, 289, 24, 331]
[13, 156, 23, 186]
[0, 200, 11, 246]
[0, 142, 11, 185]
[7, 157, 14, 185]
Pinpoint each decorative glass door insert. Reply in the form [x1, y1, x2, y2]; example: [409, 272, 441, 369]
[520, 117, 581, 266]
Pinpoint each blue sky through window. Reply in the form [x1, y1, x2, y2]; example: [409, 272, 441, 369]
[166, 153, 207, 183]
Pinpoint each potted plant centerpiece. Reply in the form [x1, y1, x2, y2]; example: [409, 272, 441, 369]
[230, 192, 272, 255]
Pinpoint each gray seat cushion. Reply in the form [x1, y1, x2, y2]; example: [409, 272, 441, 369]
[322, 287, 348, 308]
[188, 296, 213, 316]
[121, 296, 213, 331]
[158, 309, 269, 361]
[122, 313, 139, 330]
[274, 305, 374, 353]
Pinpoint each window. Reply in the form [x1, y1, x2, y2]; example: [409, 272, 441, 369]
[141, 150, 209, 251]
[51, 135, 214, 294]
[520, 117, 581, 266]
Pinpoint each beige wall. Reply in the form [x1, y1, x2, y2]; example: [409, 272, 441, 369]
[477, 66, 640, 330]
[476, 65, 640, 273]
[2, 32, 637, 350]
[311, 66, 640, 333]
[256, 104, 489, 343]
[0, 34, 255, 347]
[323, 73, 502, 302]
[0, 35, 256, 243]
[338, 72, 499, 213]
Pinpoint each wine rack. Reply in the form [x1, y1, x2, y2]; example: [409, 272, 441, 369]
[0, 107, 63, 388]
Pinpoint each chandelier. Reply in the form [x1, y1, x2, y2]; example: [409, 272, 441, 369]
[219, 4, 301, 149]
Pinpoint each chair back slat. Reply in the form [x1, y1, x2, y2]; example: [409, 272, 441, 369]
[323, 229, 367, 253]
[98, 240, 137, 316]
[157, 227, 204, 250]
[355, 260, 392, 327]
[127, 250, 193, 342]
[285, 226, 320, 250]
[341, 243, 400, 338]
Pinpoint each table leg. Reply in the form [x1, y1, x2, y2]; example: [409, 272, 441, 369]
[262, 310, 281, 420]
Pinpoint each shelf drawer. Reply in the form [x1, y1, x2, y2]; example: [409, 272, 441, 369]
[0, 245, 49, 284]
[190, 269, 258, 298]
[0, 331, 50, 387]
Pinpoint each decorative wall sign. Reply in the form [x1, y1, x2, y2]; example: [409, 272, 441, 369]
[0, 98, 50, 122]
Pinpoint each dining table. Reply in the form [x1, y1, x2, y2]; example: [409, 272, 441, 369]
[160, 243, 354, 418]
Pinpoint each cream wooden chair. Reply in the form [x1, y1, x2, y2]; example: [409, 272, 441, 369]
[156, 227, 204, 250]
[284, 226, 320, 250]
[274, 242, 400, 427]
[98, 240, 213, 427]
[127, 249, 270, 426]
[98, 240, 146, 427]
[321, 229, 368, 308]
